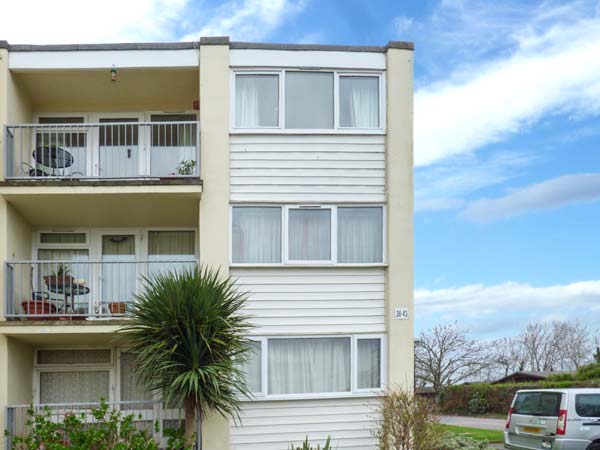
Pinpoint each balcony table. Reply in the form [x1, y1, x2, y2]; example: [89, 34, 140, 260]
[44, 282, 90, 315]
[33, 145, 74, 176]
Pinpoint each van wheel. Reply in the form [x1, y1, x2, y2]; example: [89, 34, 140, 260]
[587, 444, 600, 450]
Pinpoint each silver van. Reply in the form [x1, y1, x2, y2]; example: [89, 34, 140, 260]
[505, 388, 600, 450]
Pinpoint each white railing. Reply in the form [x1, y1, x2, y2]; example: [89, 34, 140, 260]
[5, 401, 184, 449]
[4, 260, 198, 319]
[4, 121, 200, 179]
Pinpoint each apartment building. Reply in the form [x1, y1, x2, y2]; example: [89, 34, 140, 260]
[0, 37, 414, 450]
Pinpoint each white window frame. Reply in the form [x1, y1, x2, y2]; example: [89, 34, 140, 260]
[336, 72, 386, 131]
[284, 205, 336, 265]
[230, 69, 386, 134]
[229, 204, 386, 267]
[243, 334, 386, 401]
[229, 205, 283, 266]
[33, 346, 115, 404]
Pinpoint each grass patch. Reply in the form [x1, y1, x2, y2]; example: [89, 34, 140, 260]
[438, 424, 504, 443]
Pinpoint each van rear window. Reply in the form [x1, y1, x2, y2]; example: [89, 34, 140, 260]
[513, 392, 562, 417]
[576, 394, 600, 417]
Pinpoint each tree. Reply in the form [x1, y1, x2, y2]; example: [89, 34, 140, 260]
[415, 323, 489, 391]
[122, 267, 254, 448]
[492, 337, 527, 377]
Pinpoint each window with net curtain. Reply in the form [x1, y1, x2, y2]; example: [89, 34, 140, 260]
[120, 351, 154, 409]
[235, 74, 279, 128]
[102, 235, 136, 306]
[357, 338, 381, 389]
[232, 207, 281, 263]
[240, 341, 262, 393]
[268, 337, 351, 394]
[337, 207, 383, 263]
[285, 72, 334, 129]
[339, 76, 380, 128]
[288, 208, 331, 261]
[148, 231, 196, 277]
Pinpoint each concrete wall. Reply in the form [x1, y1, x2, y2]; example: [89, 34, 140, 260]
[198, 41, 231, 450]
[385, 47, 414, 389]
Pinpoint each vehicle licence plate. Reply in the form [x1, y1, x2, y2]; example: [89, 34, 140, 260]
[523, 426, 541, 433]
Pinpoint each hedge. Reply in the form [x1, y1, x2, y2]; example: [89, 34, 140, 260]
[439, 380, 600, 415]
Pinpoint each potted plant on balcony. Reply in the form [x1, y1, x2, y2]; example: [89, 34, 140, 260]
[21, 292, 56, 320]
[108, 301, 127, 315]
[43, 264, 73, 288]
[176, 159, 197, 176]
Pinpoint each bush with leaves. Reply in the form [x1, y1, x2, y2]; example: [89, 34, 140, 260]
[289, 436, 332, 450]
[374, 387, 442, 450]
[6, 401, 189, 450]
[436, 432, 489, 450]
[467, 391, 489, 415]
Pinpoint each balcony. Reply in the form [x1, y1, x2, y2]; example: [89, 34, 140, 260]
[4, 259, 198, 320]
[5, 401, 184, 449]
[4, 121, 199, 181]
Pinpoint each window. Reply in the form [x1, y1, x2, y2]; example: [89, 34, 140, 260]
[120, 352, 154, 408]
[269, 337, 351, 395]
[285, 72, 334, 129]
[150, 114, 197, 177]
[240, 335, 384, 398]
[357, 338, 381, 389]
[40, 232, 87, 245]
[287, 208, 331, 262]
[576, 394, 600, 417]
[231, 205, 385, 265]
[235, 74, 279, 128]
[40, 370, 110, 404]
[148, 230, 196, 277]
[37, 349, 111, 365]
[37, 117, 86, 147]
[337, 207, 383, 263]
[233, 70, 383, 131]
[232, 207, 282, 263]
[241, 341, 262, 394]
[513, 392, 563, 417]
[339, 76, 380, 128]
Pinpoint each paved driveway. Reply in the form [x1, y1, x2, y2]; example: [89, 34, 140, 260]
[440, 415, 505, 430]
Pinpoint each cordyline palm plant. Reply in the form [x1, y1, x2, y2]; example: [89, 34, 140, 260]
[121, 266, 254, 448]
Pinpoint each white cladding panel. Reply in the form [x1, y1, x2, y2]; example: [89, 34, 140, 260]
[230, 135, 386, 203]
[231, 398, 379, 450]
[232, 267, 385, 334]
[230, 49, 386, 70]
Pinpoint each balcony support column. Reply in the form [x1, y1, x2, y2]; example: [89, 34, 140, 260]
[198, 36, 231, 450]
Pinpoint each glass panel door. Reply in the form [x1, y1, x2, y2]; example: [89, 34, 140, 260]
[101, 235, 136, 314]
[97, 116, 142, 178]
[150, 114, 197, 177]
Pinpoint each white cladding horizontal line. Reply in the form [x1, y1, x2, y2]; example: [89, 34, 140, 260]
[245, 300, 384, 308]
[231, 160, 385, 169]
[229, 49, 386, 70]
[230, 194, 385, 202]
[247, 325, 384, 334]
[230, 135, 384, 144]
[232, 179, 384, 187]
[9, 49, 199, 69]
[251, 316, 384, 325]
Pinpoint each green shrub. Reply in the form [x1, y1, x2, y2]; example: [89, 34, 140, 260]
[289, 436, 332, 450]
[440, 379, 600, 415]
[575, 363, 600, 381]
[546, 373, 574, 382]
[467, 392, 489, 415]
[5, 400, 189, 450]
[436, 432, 489, 450]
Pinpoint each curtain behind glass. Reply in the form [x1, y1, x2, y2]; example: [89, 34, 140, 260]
[40, 370, 110, 404]
[357, 339, 381, 389]
[240, 341, 262, 393]
[150, 114, 197, 177]
[37, 249, 90, 311]
[235, 75, 279, 128]
[120, 352, 154, 409]
[232, 207, 281, 263]
[337, 207, 383, 263]
[339, 76, 379, 128]
[148, 231, 196, 277]
[102, 235, 136, 304]
[288, 209, 331, 261]
[285, 72, 334, 129]
[268, 338, 351, 394]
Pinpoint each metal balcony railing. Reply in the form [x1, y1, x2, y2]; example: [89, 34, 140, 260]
[5, 401, 184, 449]
[4, 121, 200, 180]
[4, 260, 198, 320]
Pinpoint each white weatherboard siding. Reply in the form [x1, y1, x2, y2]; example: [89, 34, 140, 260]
[231, 398, 379, 450]
[232, 268, 385, 334]
[230, 135, 385, 203]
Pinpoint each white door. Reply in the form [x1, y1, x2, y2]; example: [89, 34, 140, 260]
[90, 113, 145, 178]
[100, 233, 140, 314]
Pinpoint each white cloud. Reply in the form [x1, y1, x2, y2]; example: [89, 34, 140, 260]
[416, 151, 533, 212]
[181, 0, 306, 42]
[461, 173, 600, 222]
[393, 15, 413, 35]
[413, 2, 600, 166]
[416, 279, 600, 336]
[1, 0, 189, 44]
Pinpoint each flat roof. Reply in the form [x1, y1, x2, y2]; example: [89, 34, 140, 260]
[0, 37, 413, 53]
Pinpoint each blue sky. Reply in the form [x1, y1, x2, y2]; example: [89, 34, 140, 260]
[2, 0, 600, 339]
